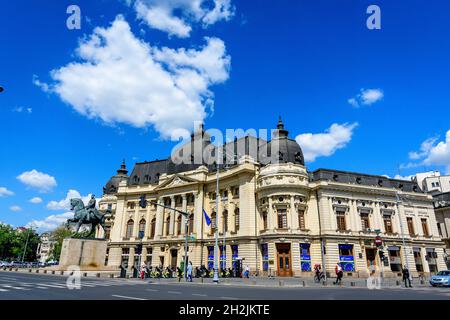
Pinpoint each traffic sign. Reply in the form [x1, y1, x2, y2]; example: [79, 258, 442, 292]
[375, 236, 382, 247]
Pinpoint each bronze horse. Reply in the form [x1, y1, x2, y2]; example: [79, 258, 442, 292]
[66, 198, 110, 238]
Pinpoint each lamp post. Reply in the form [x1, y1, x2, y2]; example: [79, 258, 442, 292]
[139, 196, 191, 282]
[21, 224, 34, 263]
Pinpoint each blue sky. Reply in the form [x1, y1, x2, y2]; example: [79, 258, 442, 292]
[1, 0, 450, 231]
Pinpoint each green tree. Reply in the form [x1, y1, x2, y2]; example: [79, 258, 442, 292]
[0, 223, 39, 261]
[48, 224, 72, 261]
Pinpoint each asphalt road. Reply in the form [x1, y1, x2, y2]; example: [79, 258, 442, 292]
[0, 271, 449, 300]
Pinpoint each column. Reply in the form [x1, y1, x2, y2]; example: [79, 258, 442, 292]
[141, 247, 148, 265]
[169, 196, 175, 235]
[128, 247, 135, 271]
[182, 194, 187, 235]
[155, 198, 164, 237]
[290, 195, 298, 229]
[229, 198, 236, 233]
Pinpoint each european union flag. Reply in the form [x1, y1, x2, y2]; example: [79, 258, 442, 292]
[203, 209, 211, 226]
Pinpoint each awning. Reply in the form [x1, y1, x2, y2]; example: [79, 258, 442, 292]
[413, 247, 421, 252]
[426, 248, 435, 253]
[388, 246, 400, 250]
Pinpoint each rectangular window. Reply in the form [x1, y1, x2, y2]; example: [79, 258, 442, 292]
[338, 244, 355, 271]
[261, 244, 269, 271]
[300, 243, 311, 271]
[421, 219, 429, 236]
[413, 248, 423, 272]
[232, 245, 239, 269]
[407, 217, 415, 235]
[383, 215, 393, 234]
[207, 246, 214, 270]
[388, 247, 402, 272]
[277, 208, 287, 229]
[220, 246, 226, 270]
[336, 210, 346, 231]
[262, 212, 268, 230]
[298, 210, 306, 230]
[360, 213, 370, 230]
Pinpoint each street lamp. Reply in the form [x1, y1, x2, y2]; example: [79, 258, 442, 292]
[213, 146, 235, 283]
[21, 224, 35, 263]
[0, 86, 4, 93]
[395, 191, 411, 273]
[139, 196, 191, 281]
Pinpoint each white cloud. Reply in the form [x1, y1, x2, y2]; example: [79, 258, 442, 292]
[40, 17, 230, 140]
[47, 190, 92, 211]
[27, 212, 74, 232]
[0, 187, 14, 197]
[12, 107, 33, 113]
[131, 0, 235, 38]
[394, 174, 415, 181]
[348, 88, 384, 108]
[29, 197, 43, 204]
[32, 74, 50, 92]
[295, 123, 358, 162]
[17, 170, 57, 193]
[10, 206, 22, 212]
[406, 130, 450, 174]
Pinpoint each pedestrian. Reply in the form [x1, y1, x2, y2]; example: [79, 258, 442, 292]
[402, 266, 412, 288]
[333, 262, 343, 285]
[187, 261, 193, 282]
[244, 265, 250, 278]
[140, 261, 146, 280]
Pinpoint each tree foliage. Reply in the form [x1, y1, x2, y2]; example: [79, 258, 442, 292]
[0, 223, 40, 261]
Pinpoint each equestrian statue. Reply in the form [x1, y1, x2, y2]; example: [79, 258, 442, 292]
[66, 195, 110, 238]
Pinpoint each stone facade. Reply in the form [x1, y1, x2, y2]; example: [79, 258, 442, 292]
[97, 120, 447, 277]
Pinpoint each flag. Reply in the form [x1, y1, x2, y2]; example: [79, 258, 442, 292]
[203, 209, 211, 226]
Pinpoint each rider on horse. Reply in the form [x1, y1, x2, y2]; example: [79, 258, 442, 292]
[85, 195, 96, 222]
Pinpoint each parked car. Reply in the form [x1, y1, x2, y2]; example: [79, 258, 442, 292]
[0, 261, 9, 268]
[430, 270, 450, 287]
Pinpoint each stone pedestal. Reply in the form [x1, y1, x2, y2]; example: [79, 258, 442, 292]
[59, 238, 107, 270]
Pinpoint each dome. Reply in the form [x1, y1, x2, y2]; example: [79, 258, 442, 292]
[103, 160, 129, 194]
[263, 117, 305, 166]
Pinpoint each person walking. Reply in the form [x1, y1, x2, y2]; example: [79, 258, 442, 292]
[244, 265, 250, 278]
[187, 261, 193, 282]
[140, 261, 146, 280]
[333, 262, 343, 285]
[402, 266, 412, 288]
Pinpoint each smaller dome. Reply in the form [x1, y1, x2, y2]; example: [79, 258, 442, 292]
[103, 160, 128, 195]
[265, 117, 305, 166]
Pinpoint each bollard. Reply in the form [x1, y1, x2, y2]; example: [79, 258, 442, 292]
[29, 269, 32, 273]
[396, 280, 400, 286]
[44, 270, 47, 274]
[60, 271, 64, 275]
[97, 273, 101, 278]
[35, 269, 39, 273]
[52, 271, 55, 275]
[15, 268, 18, 272]
[110, 274, 114, 278]
[279, 280, 284, 287]
[201, 277, 204, 283]
[83, 272, 88, 277]
[302, 281, 306, 287]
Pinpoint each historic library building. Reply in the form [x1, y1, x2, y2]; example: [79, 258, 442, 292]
[97, 119, 447, 277]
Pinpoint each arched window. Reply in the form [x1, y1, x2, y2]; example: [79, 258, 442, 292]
[177, 215, 182, 235]
[223, 210, 228, 232]
[234, 208, 240, 231]
[165, 215, 170, 236]
[150, 218, 156, 239]
[155, 173, 160, 183]
[133, 175, 139, 184]
[126, 219, 134, 239]
[138, 219, 146, 239]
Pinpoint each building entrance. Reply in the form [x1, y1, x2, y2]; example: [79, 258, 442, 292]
[276, 243, 292, 277]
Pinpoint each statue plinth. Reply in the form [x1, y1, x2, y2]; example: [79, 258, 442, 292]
[58, 238, 109, 270]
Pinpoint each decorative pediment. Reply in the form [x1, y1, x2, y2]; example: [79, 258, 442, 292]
[154, 174, 199, 191]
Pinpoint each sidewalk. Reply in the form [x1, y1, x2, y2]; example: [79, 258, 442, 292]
[140, 276, 432, 289]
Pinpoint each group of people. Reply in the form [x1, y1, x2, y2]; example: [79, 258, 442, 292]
[315, 262, 413, 288]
